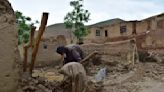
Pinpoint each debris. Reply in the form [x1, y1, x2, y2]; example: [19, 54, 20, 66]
[38, 84, 51, 92]
[18, 47, 164, 92]
[139, 50, 163, 63]
[95, 67, 107, 82]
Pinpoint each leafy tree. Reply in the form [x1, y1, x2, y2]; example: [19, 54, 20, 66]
[15, 11, 38, 45]
[64, 0, 90, 44]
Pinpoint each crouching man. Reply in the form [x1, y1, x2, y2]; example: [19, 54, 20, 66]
[59, 62, 87, 92]
[56, 44, 84, 65]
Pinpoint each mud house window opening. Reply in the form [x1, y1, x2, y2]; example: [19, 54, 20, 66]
[105, 30, 108, 37]
[43, 44, 47, 49]
[96, 30, 101, 36]
[120, 25, 127, 34]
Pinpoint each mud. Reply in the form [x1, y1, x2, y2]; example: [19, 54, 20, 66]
[17, 60, 164, 92]
[17, 48, 164, 92]
[102, 62, 164, 92]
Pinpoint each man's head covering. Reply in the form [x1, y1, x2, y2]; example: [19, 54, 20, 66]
[56, 46, 65, 55]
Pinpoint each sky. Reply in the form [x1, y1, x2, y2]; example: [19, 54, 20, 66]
[9, 0, 164, 27]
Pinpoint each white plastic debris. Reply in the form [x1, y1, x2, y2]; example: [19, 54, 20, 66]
[95, 67, 107, 82]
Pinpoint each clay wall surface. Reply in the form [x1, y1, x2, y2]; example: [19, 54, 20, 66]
[0, 0, 20, 92]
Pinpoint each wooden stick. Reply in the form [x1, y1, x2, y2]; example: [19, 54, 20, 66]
[80, 51, 98, 65]
[30, 12, 49, 74]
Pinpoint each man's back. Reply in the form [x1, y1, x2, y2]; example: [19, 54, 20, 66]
[60, 62, 87, 92]
[64, 44, 84, 64]
[66, 44, 84, 59]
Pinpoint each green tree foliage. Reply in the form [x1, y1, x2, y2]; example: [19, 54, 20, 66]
[16, 11, 38, 45]
[64, 0, 90, 43]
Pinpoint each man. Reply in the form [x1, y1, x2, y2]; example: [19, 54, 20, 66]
[56, 45, 98, 92]
[127, 38, 139, 69]
[59, 62, 87, 92]
[56, 44, 84, 65]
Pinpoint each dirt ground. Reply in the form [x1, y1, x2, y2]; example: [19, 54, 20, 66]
[18, 51, 164, 92]
[102, 62, 164, 92]
[18, 62, 164, 92]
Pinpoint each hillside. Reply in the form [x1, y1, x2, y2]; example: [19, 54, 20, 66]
[88, 18, 125, 27]
[44, 23, 71, 38]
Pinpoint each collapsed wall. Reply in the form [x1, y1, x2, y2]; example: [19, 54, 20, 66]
[0, 0, 20, 92]
[142, 29, 164, 49]
[81, 40, 137, 65]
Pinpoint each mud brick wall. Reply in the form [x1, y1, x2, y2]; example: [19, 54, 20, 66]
[27, 39, 66, 67]
[0, 0, 20, 92]
[81, 40, 133, 64]
[34, 42, 62, 67]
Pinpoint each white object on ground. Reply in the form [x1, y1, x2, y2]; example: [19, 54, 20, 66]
[95, 67, 107, 82]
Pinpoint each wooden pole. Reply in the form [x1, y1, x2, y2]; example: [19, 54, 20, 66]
[30, 12, 49, 74]
[23, 46, 28, 72]
[30, 26, 36, 47]
[80, 51, 98, 65]
[23, 26, 36, 72]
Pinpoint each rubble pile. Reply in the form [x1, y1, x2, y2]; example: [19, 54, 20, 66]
[18, 62, 164, 92]
[18, 75, 72, 92]
[17, 48, 164, 92]
[17, 68, 66, 92]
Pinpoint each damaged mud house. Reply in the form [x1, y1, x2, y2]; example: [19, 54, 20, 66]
[0, 0, 164, 92]
[36, 13, 164, 64]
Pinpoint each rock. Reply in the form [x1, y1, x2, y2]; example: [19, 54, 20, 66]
[38, 84, 51, 92]
[22, 86, 36, 91]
